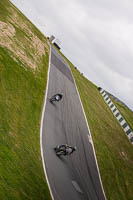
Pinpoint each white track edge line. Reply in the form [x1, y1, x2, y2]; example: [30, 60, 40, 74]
[40, 43, 54, 200]
[69, 68, 107, 200]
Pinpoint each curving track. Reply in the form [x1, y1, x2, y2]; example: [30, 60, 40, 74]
[41, 45, 106, 200]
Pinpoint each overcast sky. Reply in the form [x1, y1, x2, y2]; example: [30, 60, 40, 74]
[11, 0, 133, 110]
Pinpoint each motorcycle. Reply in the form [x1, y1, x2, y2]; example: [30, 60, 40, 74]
[54, 144, 76, 156]
[49, 94, 63, 103]
[54, 145, 66, 156]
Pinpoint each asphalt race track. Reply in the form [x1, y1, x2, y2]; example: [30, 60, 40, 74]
[41, 45, 106, 200]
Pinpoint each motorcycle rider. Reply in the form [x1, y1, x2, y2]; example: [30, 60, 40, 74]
[49, 93, 63, 103]
[54, 144, 76, 156]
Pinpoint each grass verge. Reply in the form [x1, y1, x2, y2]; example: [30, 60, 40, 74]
[0, 0, 51, 199]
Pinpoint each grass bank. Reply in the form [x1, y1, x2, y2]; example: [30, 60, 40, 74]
[60, 53, 133, 200]
[0, 0, 51, 199]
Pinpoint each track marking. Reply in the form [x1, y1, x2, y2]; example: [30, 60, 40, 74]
[87, 134, 92, 144]
[72, 180, 84, 194]
[40, 43, 54, 200]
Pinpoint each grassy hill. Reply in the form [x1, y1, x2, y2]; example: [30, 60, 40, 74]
[0, 0, 51, 199]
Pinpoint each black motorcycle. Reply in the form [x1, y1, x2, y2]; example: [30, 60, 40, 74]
[54, 144, 76, 156]
[54, 145, 66, 156]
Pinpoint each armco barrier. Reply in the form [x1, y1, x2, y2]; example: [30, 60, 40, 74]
[98, 88, 133, 145]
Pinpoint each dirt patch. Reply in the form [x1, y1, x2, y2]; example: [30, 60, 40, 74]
[0, 8, 49, 70]
[8, 10, 49, 57]
[0, 21, 15, 49]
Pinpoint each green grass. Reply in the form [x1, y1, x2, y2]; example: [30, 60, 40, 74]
[0, 0, 51, 199]
[59, 52, 133, 200]
[0, 46, 51, 199]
